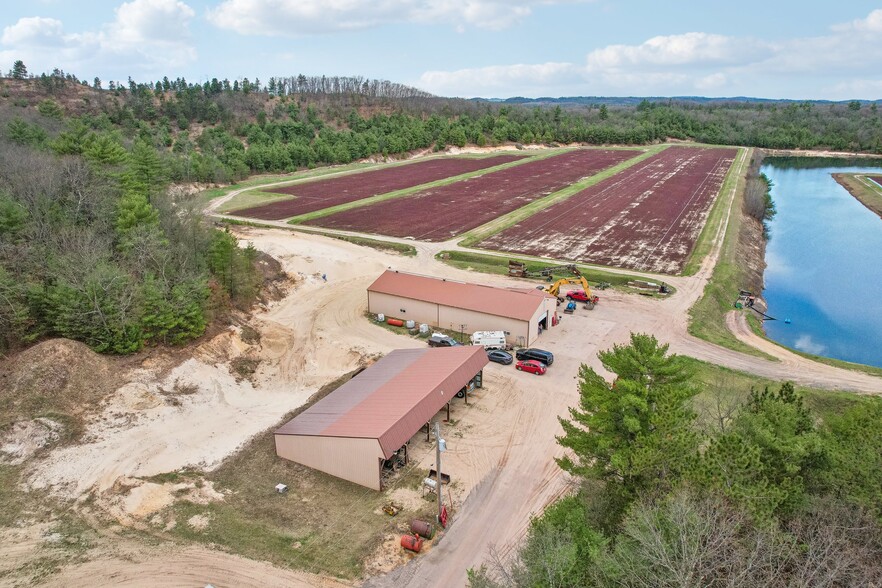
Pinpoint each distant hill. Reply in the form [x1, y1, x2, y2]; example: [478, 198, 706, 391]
[479, 96, 882, 107]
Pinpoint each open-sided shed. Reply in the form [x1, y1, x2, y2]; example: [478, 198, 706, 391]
[274, 346, 489, 490]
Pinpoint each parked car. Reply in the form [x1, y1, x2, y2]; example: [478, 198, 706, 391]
[516, 359, 546, 375]
[515, 348, 554, 365]
[428, 335, 461, 347]
[565, 290, 590, 302]
[486, 349, 513, 365]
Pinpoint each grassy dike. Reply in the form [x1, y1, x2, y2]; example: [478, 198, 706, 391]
[436, 250, 674, 296]
[685, 357, 876, 424]
[686, 148, 777, 359]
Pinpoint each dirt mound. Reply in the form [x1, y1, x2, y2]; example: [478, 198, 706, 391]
[0, 338, 125, 418]
[255, 251, 291, 303]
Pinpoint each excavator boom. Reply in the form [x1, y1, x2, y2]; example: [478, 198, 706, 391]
[544, 276, 596, 303]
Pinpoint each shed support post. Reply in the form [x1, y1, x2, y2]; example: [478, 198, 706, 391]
[426, 422, 431, 442]
[446, 402, 450, 421]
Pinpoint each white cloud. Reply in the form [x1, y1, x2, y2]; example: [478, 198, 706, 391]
[586, 33, 766, 70]
[208, 0, 591, 36]
[832, 8, 882, 33]
[831, 78, 882, 96]
[2, 17, 65, 47]
[416, 63, 581, 96]
[419, 8, 882, 99]
[111, 0, 195, 44]
[695, 72, 726, 91]
[0, 0, 197, 78]
[419, 62, 580, 96]
[794, 334, 826, 356]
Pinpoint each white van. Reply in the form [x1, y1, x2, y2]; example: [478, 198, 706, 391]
[470, 331, 507, 349]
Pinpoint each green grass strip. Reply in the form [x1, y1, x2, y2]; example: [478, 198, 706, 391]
[832, 173, 882, 218]
[457, 145, 666, 247]
[683, 356, 877, 422]
[436, 249, 675, 296]
[687, 148, 777, 360]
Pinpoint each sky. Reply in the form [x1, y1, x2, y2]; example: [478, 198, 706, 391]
[2, 0, 882, 100]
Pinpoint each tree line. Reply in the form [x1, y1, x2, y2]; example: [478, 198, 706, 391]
[6, 61, 882, 192]
[0, 101, 260, 355]
[470, 334, 882, 587]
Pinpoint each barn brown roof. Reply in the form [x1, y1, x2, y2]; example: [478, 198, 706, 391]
[367, 270, 551, 321]
[275, 347, 489, 458]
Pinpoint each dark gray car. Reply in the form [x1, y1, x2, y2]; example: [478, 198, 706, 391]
[486, 349, 513, 365]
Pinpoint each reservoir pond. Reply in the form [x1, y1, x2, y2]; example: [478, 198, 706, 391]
[760, 158, 882, 369]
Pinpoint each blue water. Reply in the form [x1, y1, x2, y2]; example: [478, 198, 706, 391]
[760, 159, 882, 368]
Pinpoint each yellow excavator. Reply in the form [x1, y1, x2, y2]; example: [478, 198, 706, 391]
[545, 275, 599, 310]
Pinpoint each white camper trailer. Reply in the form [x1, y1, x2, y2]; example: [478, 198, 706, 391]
[470, 331, 507, 349]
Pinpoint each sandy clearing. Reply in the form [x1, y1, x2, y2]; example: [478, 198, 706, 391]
[27, 356, 313, 497]
[39, 545, 350, 588]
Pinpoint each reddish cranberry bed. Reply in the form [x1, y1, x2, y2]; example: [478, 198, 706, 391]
[231, 155, 524, 220]
[478, 146, 738, 274]
[303, 149, 640, 241]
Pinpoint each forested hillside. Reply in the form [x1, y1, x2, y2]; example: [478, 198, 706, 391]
[2, 64, 882, 356]
[3, 66, 882, 187]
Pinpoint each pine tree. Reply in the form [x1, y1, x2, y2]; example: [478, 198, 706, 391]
[557, 334, 698, 505]
[11, 60, 27, 79]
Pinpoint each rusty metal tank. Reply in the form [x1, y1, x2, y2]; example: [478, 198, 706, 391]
[410, 519, 435, 539]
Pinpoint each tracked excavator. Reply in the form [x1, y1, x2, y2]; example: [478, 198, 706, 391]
[544, 274, 599, 310]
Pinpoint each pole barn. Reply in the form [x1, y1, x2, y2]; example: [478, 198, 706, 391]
[274, 347, 488, 490]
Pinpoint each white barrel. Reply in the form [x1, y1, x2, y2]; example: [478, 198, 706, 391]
[419, 324, 429, 333]
[406, 320, 415, 329]
[377, 313, 385, 322]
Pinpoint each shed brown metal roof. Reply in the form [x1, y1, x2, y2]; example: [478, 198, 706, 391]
[275, 347, 489, 458]
[368, 270, 550, 321]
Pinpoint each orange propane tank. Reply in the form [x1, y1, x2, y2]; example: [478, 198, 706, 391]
[401, 534, 424, 552]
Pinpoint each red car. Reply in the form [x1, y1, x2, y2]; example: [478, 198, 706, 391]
[516, 359, 547, 375]
[565, 290, 590, 302]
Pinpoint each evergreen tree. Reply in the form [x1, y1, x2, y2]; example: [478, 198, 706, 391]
[557, 334, 698, 511]
[11, 60, 27, 79]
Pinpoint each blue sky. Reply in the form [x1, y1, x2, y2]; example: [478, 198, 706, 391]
[3, 0, 882, 100]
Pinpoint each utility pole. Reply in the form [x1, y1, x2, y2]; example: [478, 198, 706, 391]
[459, 323, 466, 344]
[434, 421, 446, 525]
